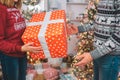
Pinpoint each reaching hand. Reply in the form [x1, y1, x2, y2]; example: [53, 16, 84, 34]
[67, 23, 78, 35]
[74, 52, 93, 66]
[21, 42, 43, 53]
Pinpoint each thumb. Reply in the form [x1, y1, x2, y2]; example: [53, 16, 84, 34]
[74, 58, 85, 66]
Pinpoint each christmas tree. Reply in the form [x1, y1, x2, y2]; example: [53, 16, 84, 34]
[71, 0, 97, 80]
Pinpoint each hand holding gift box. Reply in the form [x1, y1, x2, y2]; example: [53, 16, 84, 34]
[22, 10, 67, 60]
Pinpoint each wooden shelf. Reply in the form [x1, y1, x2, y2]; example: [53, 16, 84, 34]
[67, 2, 88, 5]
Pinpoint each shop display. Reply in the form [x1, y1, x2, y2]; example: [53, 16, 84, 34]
[21, 0, 120, 80]
[23, 0, 97, 80]
[24, 0, 96, 80]
[1, 0, 120, 80]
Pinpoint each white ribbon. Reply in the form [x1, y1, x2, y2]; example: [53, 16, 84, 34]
[27, 11, 65, 58]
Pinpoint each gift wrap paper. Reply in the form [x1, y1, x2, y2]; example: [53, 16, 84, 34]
[60, 74, 77, 80]
[43, 68, 58, 79]
[22, 10, 67, 59]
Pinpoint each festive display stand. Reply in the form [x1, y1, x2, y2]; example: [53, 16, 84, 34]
[0, 0, 120, 80]
[22, 0, 96, 80]
[21, 0, 120, 80]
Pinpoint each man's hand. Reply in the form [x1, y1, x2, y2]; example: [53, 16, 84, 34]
[74, 52, 93, 66]
[67, 23, 78, 35]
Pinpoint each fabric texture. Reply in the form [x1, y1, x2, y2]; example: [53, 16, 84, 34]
[78, 0, 120, 59]
[0, 53, 27, 80]
[93, 55, 119, 80]
[0, 3, 26, 57]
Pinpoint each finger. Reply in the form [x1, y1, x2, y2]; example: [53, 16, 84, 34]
[32, 50, 43, 53]
[29, 47, 43, 52]
[35, 46, 43, 50]
[75, 54, 84, 60]
[27, 42, 34, 46]
[33, 48, 43, 52]
[74, 59, 85, 66]
[31, 46, 43, 50]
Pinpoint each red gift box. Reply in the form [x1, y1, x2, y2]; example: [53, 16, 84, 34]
[22, 10, 67, 59]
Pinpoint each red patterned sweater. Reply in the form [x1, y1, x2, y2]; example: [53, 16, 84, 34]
[0, 3, 26, 57]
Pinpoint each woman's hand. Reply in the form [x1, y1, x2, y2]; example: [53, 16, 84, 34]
[21, 43, 43, 53]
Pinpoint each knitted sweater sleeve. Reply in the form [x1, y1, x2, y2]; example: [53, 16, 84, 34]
[90, 2, 120, 59]
[78, 23, 120, 59]
[78, 22, 94, 33]
[90, 33, 120, 59]
[78, 0, 120, 60]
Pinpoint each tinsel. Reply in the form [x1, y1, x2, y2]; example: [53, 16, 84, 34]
[22, 0, 42, 20]
[71, 0, 97, 80]
[26, 52, 40, 64]
[27, 52, 48, 64]
[23, 0, 40, 5]
[71, 31, 94, 80]
[87, 0, 97, 21]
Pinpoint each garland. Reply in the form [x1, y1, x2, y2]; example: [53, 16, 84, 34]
[71, 0, 97, 79]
